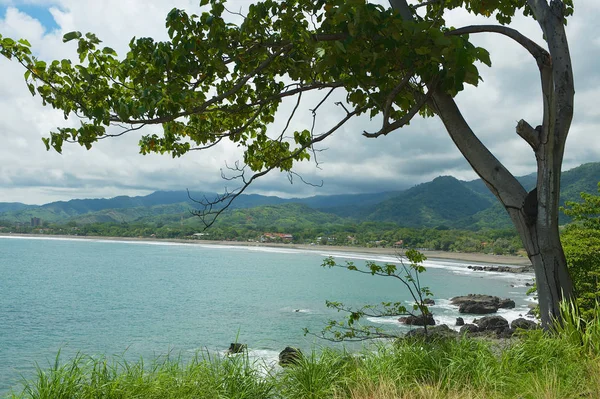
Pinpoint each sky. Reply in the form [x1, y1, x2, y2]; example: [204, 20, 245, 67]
[0, 0, 599, 205]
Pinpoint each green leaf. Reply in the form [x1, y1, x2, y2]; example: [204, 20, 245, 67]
[63, 31, 82, 43]
[335, 41, 346, 54]
[102, 47, 117, 56]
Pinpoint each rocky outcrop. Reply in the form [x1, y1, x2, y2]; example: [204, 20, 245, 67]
[459, 302, 498, 314]
[455, 317, 465, 326]
[459, 316, 515, 337]
[423, 298, 436, 305]
[399, 314, 435, 326]
[228, 343, 247, 354]
[404, 324, 458, 340]
[450, 294, 515, 314]
[467, 265, 533, 273]
[460, 324, 479, 334]
[279, 347, 303, 366]
[474, 315, 509, 333]
[511, 318, 539, 330]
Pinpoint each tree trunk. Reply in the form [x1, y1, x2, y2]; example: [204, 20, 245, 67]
[507, 161, 574, 327]
[388, 0, 576, 328]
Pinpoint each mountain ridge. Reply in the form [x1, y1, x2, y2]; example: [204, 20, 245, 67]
[1, 162, 598, 230]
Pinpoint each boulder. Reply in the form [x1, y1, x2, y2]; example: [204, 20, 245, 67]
[228, 343, 247, 354]
[399, 314, 435, 326]
[459, 302, 499, 314]
[279, 347, 303, 367]
[423, 298, 436, 305]
[455, 317, 465, 326]
[511, 318, 539, 330]
[459, 324, 479, 334]
[499, 299, 516, 309]
[451, 294, 515, 314]
[474, 315, 509, 333]
[404, 324, 458, 340]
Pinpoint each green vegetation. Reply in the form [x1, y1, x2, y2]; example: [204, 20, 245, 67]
[3, 162, 598, 257]
[561, 183, 600, 320]
[8, 304, 600, 399]
[2, 163, 598, 230]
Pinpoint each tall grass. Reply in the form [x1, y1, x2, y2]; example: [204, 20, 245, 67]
[7, 302, 600, 399]
[9, 350, 274, 399]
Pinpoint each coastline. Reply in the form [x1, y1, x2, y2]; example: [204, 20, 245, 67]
[0, 232, 532, 266]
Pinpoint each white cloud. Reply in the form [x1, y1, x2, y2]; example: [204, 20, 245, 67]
[0, 0, 599, 204]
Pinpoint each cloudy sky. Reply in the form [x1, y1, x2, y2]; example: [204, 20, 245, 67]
[0, 0, 599, 205]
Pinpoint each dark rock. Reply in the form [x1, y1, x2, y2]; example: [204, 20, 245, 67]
[451, 294, 515, 314]
[279, 347, 303, 367]
[499, 299, 516, 309]
[459, 302, 499, 314]
[474, 315, 509, 332]
[459, 324, 479, 334]
[525, 282, 533, 287]
[404, 324, 458, 340]
[466, 265, 533, 273]
[511, 318, 539, 330]
[398, 314, 435, 326]
[526, 307, 538, 318]
[228, 343, 247, 354]
[423, 298, 436, 305]
[455, 317, 465, 326]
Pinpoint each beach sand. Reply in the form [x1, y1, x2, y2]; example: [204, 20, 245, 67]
[0, 233, 532, 266]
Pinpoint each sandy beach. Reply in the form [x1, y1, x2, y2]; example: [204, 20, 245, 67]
[0, 233, 532, 266]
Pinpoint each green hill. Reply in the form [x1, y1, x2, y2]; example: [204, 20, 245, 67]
[1, 162, 598, 231]
[363, 176, 493, 227]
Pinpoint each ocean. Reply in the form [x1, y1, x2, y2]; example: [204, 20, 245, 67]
[0, 236, 534, 394]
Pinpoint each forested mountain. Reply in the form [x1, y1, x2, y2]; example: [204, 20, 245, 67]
[0, 203, 33, 214]
[1, 162, 598, 231]
[359, 176, 494, 227]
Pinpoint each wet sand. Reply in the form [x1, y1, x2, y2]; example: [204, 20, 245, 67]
[0, 233, 532, 266]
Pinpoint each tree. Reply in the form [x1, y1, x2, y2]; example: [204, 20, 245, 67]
[561, 183, 600, 320]
[0, 0, 576, 326]
[310, 249, 434, 341]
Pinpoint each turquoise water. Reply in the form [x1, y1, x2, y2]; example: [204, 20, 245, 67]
[0, 236, 534, 393]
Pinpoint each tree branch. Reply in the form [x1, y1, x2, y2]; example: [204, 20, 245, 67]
[516, 120, 541, 151]
[189, 105, 367, 229]
[390, 0, 526, 209]
[363, 78, 435, 138]
[447, 25, 551, 68]
[111, 43, 293, 125]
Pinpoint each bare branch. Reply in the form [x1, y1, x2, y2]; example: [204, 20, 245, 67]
[188, 106, 367, 229]
[280, 90, 302, 139]
[287, 171, 324, 188]
[516, 119, 541, 151]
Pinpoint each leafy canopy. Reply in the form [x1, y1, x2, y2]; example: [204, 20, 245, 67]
[561, 183, 600, 319]
[0, 0, 550, 175]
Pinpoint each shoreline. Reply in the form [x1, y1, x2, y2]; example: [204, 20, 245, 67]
[0, 232, 532, 266]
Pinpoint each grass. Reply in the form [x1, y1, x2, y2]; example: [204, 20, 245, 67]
[7, 304, 600, 399]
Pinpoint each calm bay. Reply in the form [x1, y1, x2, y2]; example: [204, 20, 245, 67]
[0, 236, 533, 393]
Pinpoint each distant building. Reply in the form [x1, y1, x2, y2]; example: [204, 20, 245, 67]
[394, 240, 404, 248]
[260, 233, 293, 243]
[30, 217, 41, 227]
